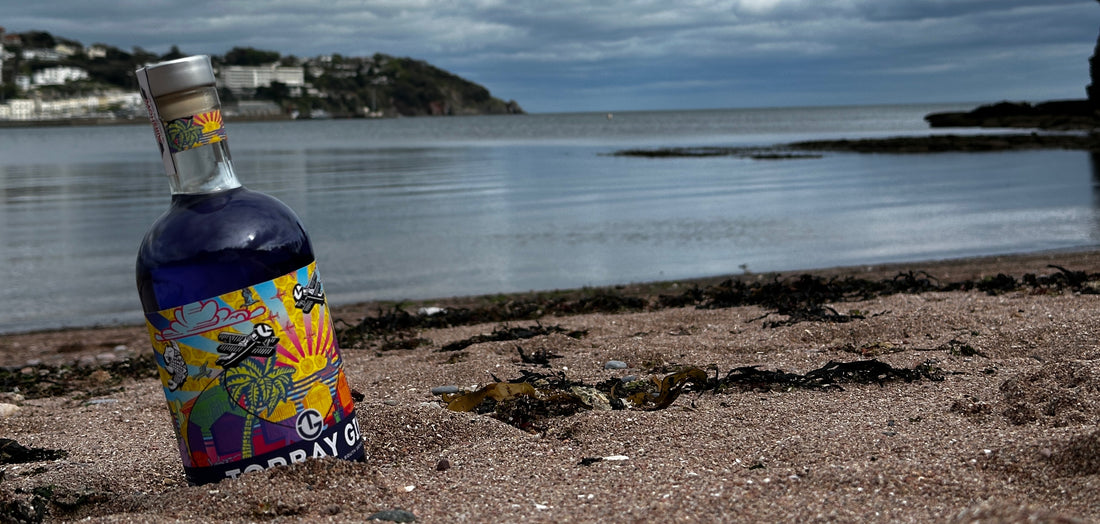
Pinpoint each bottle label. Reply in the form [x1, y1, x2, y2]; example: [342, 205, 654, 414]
[164, 109, 227, 154]
[144, 262, 364, 484]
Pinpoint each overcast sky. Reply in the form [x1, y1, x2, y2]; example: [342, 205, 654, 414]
[3, 0, 1097, 113]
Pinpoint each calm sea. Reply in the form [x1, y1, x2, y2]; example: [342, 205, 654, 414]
[1, 103, 1097, 334]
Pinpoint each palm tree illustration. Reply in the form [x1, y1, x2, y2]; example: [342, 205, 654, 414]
[223, 356, 295, 459]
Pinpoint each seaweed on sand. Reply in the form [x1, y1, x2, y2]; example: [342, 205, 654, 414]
[438, 324, 587, 353]
[0, 439, 67, 465]
[0, 354, 158, 400]
[441, 359, 944, 432]
[336, 291, 641, 349]
[335, 266, 1100, 347]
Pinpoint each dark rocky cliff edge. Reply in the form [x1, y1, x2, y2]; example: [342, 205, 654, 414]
[925, 100, 1099, 131]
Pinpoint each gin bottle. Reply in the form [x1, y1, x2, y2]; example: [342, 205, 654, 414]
[135, 55, 364, 485]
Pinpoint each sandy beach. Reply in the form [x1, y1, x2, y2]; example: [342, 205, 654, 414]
[3, 249, 1100, 523]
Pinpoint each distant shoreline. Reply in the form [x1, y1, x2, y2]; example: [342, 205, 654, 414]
[614, 132, 1100, 158]
[0, 116, 146, 128]
[615, 98, 1099, 157]
[615, 99, 1100, 156]
[0, 113, 294, 129]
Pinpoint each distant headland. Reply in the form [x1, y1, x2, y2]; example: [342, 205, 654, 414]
[925, 99, 1099, 131]
[0, 29, 524, 123]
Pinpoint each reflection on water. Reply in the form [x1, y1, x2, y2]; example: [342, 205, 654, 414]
[0, 108, 1097, 333]
[1091, 151, 1100, 206]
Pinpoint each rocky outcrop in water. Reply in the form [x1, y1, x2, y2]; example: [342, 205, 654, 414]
[925, 100, 1099, 130]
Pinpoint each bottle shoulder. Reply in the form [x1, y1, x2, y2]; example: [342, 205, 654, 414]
[138, 187, 310, 262]
[136, 187, 316, 312]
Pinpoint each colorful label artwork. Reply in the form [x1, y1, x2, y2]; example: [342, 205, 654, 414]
[145, 263, 364, 485]
[163, 109, 228, 154]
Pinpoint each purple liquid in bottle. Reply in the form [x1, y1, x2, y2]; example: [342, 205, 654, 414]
[137, 188, 314, 312]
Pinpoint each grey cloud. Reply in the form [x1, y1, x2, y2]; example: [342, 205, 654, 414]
[2, 0, 1095, 111]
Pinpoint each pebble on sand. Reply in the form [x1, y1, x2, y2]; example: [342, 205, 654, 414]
[431, 385, 460, 395]
[0, 403, 20, 419]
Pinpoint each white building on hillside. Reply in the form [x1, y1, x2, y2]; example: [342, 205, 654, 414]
[23, 48, 64, 61]
[218, 64, 305, 95]
[86, 44, 108, 59]
[0, 99, 37, 120]
[32, 66, 89, 86]
[0, 90, 143, 120]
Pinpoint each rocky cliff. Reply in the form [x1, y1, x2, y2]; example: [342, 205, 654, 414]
[925, 100, 1098, 130]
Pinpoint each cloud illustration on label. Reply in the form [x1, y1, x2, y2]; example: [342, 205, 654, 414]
[155, 299, 267, 341]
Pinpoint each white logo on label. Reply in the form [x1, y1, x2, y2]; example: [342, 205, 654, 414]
[295, 409, 324, 441]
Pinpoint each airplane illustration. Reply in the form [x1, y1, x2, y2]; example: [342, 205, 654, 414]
[216, 323, 279, 368]
[293, 273, 325, 313]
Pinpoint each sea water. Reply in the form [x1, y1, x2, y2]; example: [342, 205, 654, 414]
[1, 104, 1097, 333]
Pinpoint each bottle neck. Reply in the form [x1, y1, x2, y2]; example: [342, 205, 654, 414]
[150, 87, 242, 195]
[167, 139, 241, 194]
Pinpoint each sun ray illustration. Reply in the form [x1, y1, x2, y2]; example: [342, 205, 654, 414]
[191, 110, 225, 142]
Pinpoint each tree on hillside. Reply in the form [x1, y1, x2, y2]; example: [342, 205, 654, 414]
[223, 47, 280, 66]
[160, 45, 186, 61]
[21, 31, 55, 48]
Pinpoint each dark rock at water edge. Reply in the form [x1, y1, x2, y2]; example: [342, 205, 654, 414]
[614, 133, 1100, 156]
[788, 133, 1100, 153]
[926, 100, 1100, 130]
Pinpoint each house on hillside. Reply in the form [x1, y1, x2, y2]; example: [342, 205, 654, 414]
[22, 48, 64, 61]
[32, 66, 88, 86]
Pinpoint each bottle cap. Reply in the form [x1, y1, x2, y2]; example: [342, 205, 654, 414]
[139, 55, 216, 97]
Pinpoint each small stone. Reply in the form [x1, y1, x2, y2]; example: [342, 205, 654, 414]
[367, 508, 417, 522]
[383, 399, 399, 406]
[0, 404, 20, 419]
[621, 375, 637, 383]
[96, 352, 117, 364]
[418, 307, 446, 316]
[430, 385, 460, 395]
[436, 458, 451, 471]
[322, 504, 342, 515]
[113, 345, 128, 352]
[570, 386, 612, 411]
[85, 399, 118, 405]
[604, 360, 628, 370]
[88, 369, 112, 385]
